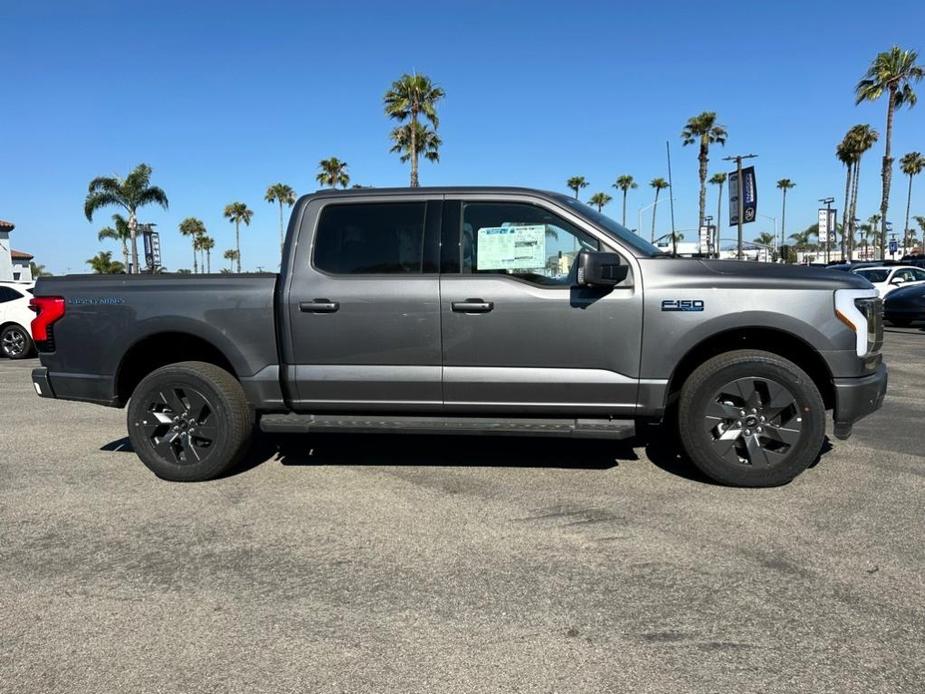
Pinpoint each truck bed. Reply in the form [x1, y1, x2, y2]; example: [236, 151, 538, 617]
[32, 273, 280, 407]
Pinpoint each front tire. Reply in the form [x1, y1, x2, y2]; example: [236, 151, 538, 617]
[678, 350, 826, 487]
[127, 361, 253, 481]
[1, 324, 34, 359]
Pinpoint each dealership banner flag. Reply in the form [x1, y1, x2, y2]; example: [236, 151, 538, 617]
[729, 166, 758, 225]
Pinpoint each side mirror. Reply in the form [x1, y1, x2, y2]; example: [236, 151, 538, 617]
[891, 277, 906, 285]
[576, 250, 628, 287]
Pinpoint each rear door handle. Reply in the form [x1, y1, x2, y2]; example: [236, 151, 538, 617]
[299, 299, 339, 313]
[451, 299, 494, 313]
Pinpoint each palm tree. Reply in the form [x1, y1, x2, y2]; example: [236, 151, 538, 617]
[587, 192, 613, 212]
[789, 226, 819, 254]
[899, 152, 925, 253]
[836, 139, 856, 259]
[612, 175, 638, 226]
[178, 217, 206, 274]
[97, 213, 131, 270]
[855, 46, 924, 262]
[84, 163, 168, 273]
[86, 250, 125, 274]
[316, 158, 350, 189]
[755, 231, 776, 248]
[223, 249, 239, 272]
[390, 121, 441, 175]
[841, 125, 880, 260]
[566, 176, 588, 199]
[649, 178, 670, 242]
[29, 262, 51, 278]
[199, 236, 215, 273]
[776, 179, 796, 253]
[681, 112, 727, 231]
[223, 203, 253, 273]
[383, 73, 445, 187]
[709, 172, 726, 255]
[265, 183, 296, 251]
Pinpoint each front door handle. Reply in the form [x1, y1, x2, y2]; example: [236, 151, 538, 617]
[451, 299, 494, 313]
[299, 299, 340, 313]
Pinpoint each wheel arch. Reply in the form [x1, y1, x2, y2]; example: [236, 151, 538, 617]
[665, 326, 835, 411]
[115, 332, 238, 404]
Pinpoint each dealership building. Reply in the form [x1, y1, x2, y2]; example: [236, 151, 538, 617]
[0, 219, 34, 281]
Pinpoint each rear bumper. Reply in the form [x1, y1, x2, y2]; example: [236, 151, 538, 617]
[31, 367, 120, 407]
[832, 363, 888, 439]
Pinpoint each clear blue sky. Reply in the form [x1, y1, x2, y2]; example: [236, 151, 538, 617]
[2, 0, 924, 273]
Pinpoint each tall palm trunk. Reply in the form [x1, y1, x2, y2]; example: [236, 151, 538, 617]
[206, 250, 211, 274]
[235, 222, 242, 273]
[410, 111, 419, 188]
[880, 88, 896, 261]
[278, 202, 285, 251]
[192, 242, 198, 274]
[651, 188, 661, 242]
[841, 162, 853, 261]
[621, 190, 628, 226]
[780, 189, 788, 257]
[120, 239, 129, 271]
[716, 180, 724, 258]
[850, 158, 862, 258]
[698, 138, 708, 229]
[903, 172, 914, 255]
[128, 212, 139, 274]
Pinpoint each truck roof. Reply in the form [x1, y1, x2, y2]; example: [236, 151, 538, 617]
[302, 186, 570, 202]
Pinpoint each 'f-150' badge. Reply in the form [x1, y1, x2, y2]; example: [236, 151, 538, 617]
[661, 299, 704, 312]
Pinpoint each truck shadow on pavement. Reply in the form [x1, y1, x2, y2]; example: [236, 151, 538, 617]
[100, 428, 833, 485]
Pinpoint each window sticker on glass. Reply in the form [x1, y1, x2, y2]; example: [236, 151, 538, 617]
[476, 225, 546, 270]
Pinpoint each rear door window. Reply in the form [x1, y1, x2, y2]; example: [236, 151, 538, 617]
[313, 202, 431, 274]
[0, 287, 24, 303]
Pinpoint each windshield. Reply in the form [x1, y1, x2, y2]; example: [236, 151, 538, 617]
[558, 196, 663, 257]
[856, 269, 890, 283]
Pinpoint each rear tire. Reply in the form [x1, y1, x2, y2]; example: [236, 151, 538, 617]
[678, 350, 826, 487]
[1, 324, 34, 359]
[127, 361, 253, 482]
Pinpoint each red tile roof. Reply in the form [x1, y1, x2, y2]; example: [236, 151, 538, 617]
[0, 220, 14, 231]
[11, 249, 33, 260]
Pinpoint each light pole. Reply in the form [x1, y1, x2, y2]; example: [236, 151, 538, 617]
[885, 221, 894, 261]
[704, 215, 714, 257]
[723, 153, 758, 259]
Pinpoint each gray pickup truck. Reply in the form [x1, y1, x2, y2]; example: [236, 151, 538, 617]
[30, 187, 887, 486]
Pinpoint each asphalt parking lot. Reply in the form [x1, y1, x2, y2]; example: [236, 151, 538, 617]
[2, 331, 923, 693]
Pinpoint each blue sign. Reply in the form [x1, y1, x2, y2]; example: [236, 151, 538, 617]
[889, 239, 898, 255]
[729, 167, 758, 226]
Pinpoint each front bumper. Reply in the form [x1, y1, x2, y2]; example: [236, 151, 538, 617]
[832, 363, 888, 439]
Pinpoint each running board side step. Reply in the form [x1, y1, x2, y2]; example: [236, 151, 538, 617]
[259, 414, 635, 440]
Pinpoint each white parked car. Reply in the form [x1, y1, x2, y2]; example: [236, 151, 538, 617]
[0, 281, 36, 359]
[851, 265, 925, 297]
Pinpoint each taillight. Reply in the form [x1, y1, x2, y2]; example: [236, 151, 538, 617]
[29, 296, 66, 346]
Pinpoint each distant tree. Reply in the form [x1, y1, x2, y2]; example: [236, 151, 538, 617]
[776, 179, 796, 252]
[649, 178, 670, 242]
[223, 203, 253, 273]
[223, 249, 240, 272]
[86, 250, 125, 274]
[390, 121, 441, 177]
[566, 176, 589, 199]
[681, 112, 727, 231]
[96, 213, 131, 269]
[384, 73, 445, 187]
[587, 192, 613, 212]
[844, 124, 880, 258]
[29, 262, 51, 277]
[855, 46, 924, 261]
[175, 268, 192, 274]
[83, 163, 168, 274]
[178, 217, 206, 274]
[754, 231, 776, 247]
[265, 183, 296, 251]
[199, 235, 215, 273]
[316, 158, 350, 189]
[899, 152, 925, 252]
[612, 175, 638, 226]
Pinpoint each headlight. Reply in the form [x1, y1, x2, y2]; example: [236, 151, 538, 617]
[835, 289, 883, 357]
